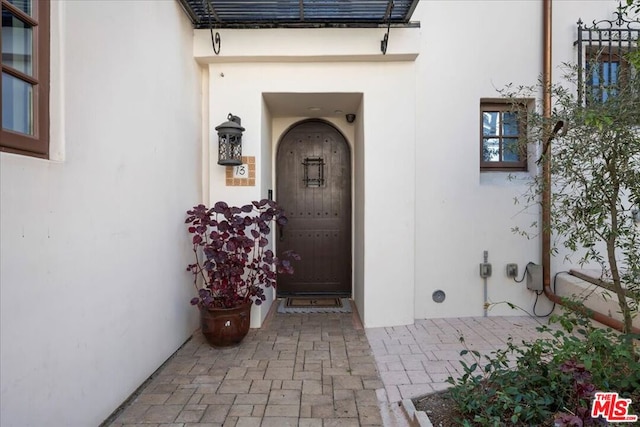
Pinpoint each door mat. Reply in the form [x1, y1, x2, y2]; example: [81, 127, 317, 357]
[277, 297, 352, 313]
[287, 297, 342, 308]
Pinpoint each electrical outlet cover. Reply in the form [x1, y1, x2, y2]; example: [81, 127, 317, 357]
[479, 263, 492, 278]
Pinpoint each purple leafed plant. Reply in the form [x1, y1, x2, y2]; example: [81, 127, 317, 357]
[185, 199, 300, 309]
[554, 360, 605, 427]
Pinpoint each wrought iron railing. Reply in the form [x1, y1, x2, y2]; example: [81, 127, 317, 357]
[576, 9, 640, 103]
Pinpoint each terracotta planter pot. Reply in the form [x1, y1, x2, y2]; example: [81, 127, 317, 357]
[199, 301, 252, 347]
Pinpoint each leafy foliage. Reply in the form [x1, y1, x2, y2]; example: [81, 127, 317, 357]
[504, 53, 640, 333]
[623, 0, 640, 15]
[185, 200, 299, 308]
[441, 6, 640, 426]
[446, 310, 640, 426]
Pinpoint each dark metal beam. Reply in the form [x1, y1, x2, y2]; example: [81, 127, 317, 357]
[383, 0, 394, 20]
[380, 0, 395, 54]
[179, 0, 420, 29]
[191, 21, 420, 30]
[404, 0, 419, 23]
[204, 0, 222, 23]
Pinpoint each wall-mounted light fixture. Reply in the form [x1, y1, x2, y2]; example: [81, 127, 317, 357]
[215, 113, 244, 166]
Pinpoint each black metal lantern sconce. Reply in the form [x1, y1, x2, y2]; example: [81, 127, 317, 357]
[215, 113, 245, 166]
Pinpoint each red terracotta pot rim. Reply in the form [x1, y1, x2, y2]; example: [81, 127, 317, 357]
[198, 300, 253, 311]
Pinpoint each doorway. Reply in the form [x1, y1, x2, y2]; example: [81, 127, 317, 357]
[276, 120, 352, 296]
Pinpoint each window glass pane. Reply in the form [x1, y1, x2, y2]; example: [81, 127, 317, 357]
[602, 87, 618, 102]
[483, 112, 498, 136]
[483, 138, 500, 162]
[591, 62, 619, 85]
[603, 62, 619, 102]
[503, 138, 520, 162]
[602, 62, 619, 85]
[7, 0, 32, 16]
[2, 72, 34, 135]
[588, 63, 601, 102]
[589, 61, 620, 102]
[503, 112, 519, 136]
[2, 8, 33, 75]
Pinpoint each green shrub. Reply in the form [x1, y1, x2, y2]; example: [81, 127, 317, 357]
[446, 310, 639, 426]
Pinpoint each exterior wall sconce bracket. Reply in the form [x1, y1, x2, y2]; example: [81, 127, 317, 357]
[381, 0, 395, 54]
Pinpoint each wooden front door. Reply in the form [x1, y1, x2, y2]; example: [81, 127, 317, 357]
[276, 121, 351, 296]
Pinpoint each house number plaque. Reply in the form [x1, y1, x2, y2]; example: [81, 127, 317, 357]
[233, 164, 248, 178]
[226, 156, 255, 186]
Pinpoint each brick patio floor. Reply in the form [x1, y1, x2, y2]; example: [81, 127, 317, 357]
[366, 315, 553, 404]
[107, 308, 553, 427]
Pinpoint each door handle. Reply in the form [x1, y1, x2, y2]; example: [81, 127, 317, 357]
[279, 225, 284, 241]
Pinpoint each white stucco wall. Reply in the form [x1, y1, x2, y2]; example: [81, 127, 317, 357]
[1, 0, 628, 424]
[413, 0, 544, 319]
[191, 7, 423, 328]
[413, 0, 622, 319]
[353, 101, 366, 321]
[202, 59, 417, 327]
[0, 2, 201, 426]
[196, 0, 622, 326]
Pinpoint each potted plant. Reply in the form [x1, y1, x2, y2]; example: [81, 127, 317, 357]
[185, 199, 299, 347]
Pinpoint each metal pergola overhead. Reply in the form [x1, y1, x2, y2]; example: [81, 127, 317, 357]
[178, 0, 420, 29]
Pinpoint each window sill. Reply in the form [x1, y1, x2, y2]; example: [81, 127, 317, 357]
[480, 170, 533, 186]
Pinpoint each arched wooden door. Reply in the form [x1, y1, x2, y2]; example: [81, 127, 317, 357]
[276, 121, 352, 296]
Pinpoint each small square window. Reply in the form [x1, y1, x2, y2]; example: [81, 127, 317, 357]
[480, 101, 528, 172]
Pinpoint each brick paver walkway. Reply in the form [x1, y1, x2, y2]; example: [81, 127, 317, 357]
[366, 316, 553, 403]
[107, 310, 554, 426]
[108, 311, 388, 427]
